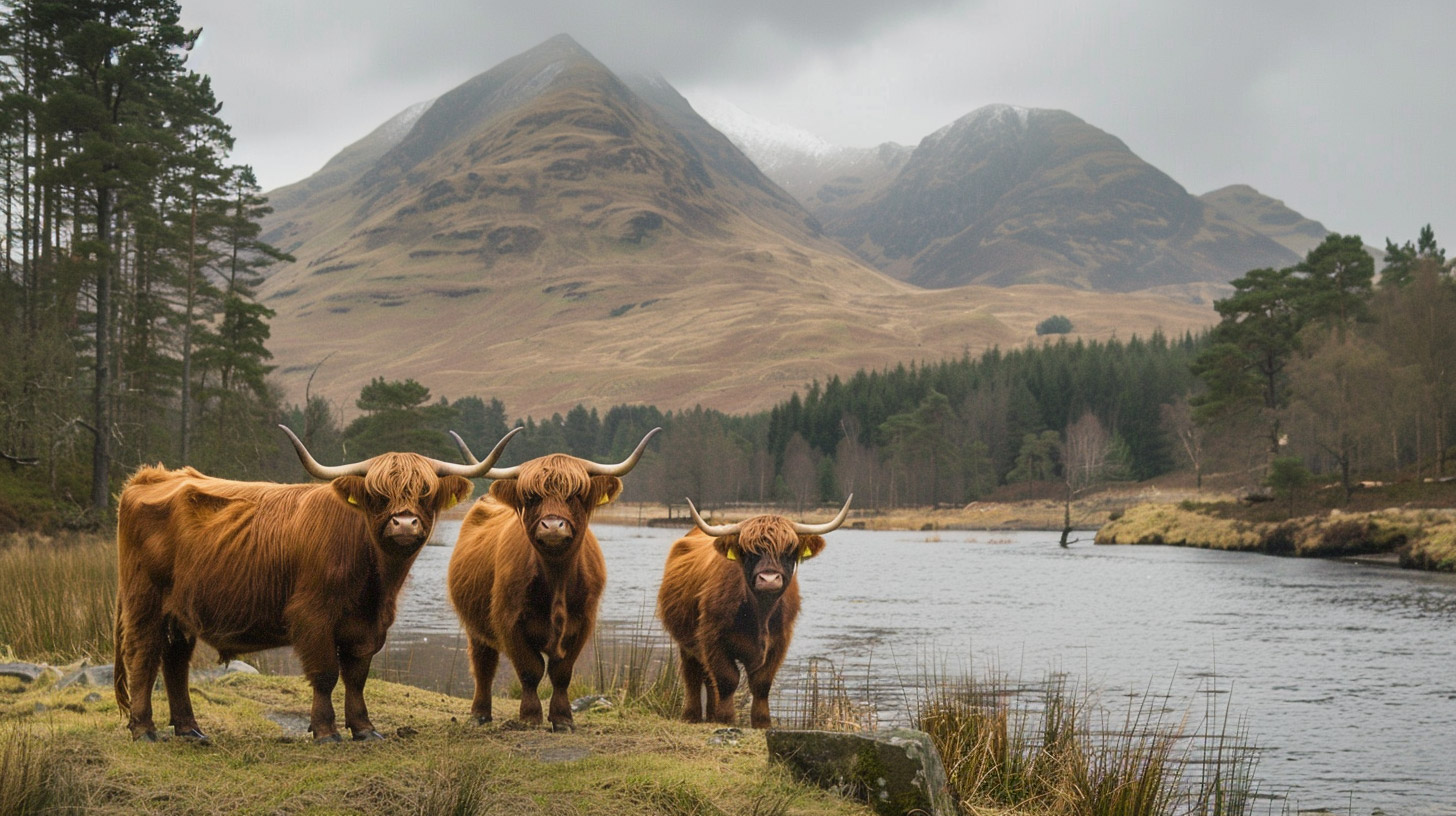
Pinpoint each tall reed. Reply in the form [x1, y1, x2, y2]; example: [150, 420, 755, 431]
[0, 727, 71, 815]
[587, 621, 683, 718]
[0, 533, 116, 661]
[914, 668, 1262, 816]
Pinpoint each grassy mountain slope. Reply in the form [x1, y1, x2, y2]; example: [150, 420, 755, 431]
[257, 39, 1215, 417]
[790, 106, 1302, 292]
[1198, 184, 1332, 258]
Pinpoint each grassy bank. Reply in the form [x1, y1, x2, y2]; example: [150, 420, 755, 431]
[596, 487, 1216, 534]
[1096, 502, 1456, 570]
[0, 672, 878, 816]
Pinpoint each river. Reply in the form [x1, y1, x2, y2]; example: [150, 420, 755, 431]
[363, 522, 1456, 814]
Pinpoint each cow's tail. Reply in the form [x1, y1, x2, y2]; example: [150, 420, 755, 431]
[113, 587, 130, 716]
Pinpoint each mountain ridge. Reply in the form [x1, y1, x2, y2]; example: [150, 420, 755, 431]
[704, 103, 1308, 291]
[255, 37, 1217, 418]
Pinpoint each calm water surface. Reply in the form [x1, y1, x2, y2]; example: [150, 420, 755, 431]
[385, 523, 1456, 815]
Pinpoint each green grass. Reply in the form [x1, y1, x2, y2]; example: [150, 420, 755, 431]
[0, 674, 874, 816]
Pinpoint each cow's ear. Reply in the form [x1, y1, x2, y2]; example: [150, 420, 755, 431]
[332, 476, 368, 511]
[713, 534, 741, 561]
[489, 478, 521, 509]
[588, 475, 623, 508]
[436, 476, 473, 511]
[797, 535, 827, 561]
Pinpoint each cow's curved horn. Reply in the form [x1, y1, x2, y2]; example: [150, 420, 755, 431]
[583, 427, 661, 477]
[431, 427, 522, 477]
[686, 497, 741, 538]
[792, 494, 854, 535]
[279, 425, 374, 480]
[449, 428, 525, 480]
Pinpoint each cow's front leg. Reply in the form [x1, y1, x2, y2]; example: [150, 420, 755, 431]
[706, 652, 742, 725]
[745, 663, 778, 729]
[506, 642, 547, 726]
[678, 649, 707, 723]
[467, 637, 500, 724]
[545, 637, 586, 732]
[339, 649, 382, 740]
[295, 629, 342, 742]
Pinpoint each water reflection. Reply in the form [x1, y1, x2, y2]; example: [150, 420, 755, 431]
[263, 522, 1456, 815]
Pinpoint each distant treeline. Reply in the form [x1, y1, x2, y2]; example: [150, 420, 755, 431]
[283, 332, 1202, 512]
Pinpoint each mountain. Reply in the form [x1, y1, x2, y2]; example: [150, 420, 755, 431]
[688, 97, 913, 217]
[1198, 184, 1331, 259]
[711, 104, 1301, 292]
[257, 38, 1216, 417]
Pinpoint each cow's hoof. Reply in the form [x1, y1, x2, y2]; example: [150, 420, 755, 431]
[312, 732, 344, 744]
[351, 729, 385, 741]
[174, 727, 210, 743]
[550, 720, 576, 733]
[132, 730, 163, 743]
[471, 715, 492, 726]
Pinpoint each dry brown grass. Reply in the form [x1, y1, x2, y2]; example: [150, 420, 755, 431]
[0, 533, 116, 662]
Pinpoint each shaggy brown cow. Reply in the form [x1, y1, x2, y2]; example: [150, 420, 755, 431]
[112, 426, 517, 742]
[447, 428, 658, 731]
[656, 496, 852, 728]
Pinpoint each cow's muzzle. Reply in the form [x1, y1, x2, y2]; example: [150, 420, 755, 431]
[753, 570, 784, 593]
[534, 515, 573, 548]
[386, 514, 424, 546]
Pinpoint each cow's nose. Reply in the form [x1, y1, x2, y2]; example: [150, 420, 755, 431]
[754, 571, 784, 592]
[536, 516, 571, 545]
[387, 514, 421, 539]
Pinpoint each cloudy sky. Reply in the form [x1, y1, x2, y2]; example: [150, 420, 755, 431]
[178, 0, 1452, 249]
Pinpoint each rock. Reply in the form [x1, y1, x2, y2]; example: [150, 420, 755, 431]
[766, 728, 956, 816]
[55, 662, 114, 690]
[84, 692, 102, 703]
[0, 662, 48, 683]
[190, 660, 259, 682]
[707, 727, 742, 746]
[569, 694, 613, 713]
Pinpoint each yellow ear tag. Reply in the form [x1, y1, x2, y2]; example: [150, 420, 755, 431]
[801, 546, 813, 559]
[597, 493, 611, 506]
[725, 548, 738, 561]
[347, 495, 358, 505]
[443, 495, 458, 511]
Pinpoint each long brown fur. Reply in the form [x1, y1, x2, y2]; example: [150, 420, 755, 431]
[656, 519, 828, 728]
[447, 455, 619, 731]
[113, 458, 470, 742]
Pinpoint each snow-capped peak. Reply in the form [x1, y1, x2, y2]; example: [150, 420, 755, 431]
[689, 94, 845, 170]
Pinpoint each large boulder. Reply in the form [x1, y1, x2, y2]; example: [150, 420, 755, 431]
[55, 661, 115, 690]
[766, 728, 956, 816]
[0, 662, 55, 683]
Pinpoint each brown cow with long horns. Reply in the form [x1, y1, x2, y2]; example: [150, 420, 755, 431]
[447, 429, 659, 731]
[112, 426, 518, 742]
[656, 496, 852, 728]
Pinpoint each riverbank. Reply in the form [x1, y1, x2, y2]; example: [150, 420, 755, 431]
[589, 486, 1216, 533]
[1, 671, 880, 815]
[1096, 502, 1456, 570]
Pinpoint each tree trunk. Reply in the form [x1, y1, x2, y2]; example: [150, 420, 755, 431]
[90, 188, 112, 512]
[180, 196, 196, 465]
